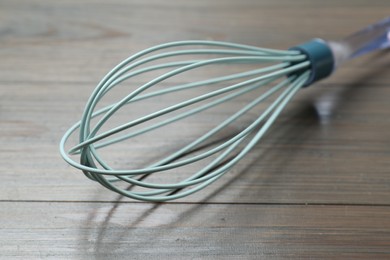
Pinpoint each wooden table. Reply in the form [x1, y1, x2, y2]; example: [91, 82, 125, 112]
[1, 0, 389, 258]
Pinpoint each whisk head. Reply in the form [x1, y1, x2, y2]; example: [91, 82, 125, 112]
[60, 40, 313, 201]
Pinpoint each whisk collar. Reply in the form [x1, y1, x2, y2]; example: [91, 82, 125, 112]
[290, 38, 334, 87]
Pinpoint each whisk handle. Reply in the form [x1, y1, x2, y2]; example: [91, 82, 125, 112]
[290, 16, 390, 87]
[328, 16, 390, 68]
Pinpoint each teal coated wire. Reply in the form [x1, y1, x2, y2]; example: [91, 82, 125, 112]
[59, 40, 311, 202]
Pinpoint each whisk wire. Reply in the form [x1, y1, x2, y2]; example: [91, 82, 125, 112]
[79, 71, 310, 201]
[70, 60, 309, 155]
[60, 17, 390, 201]
[78, 41, 303, 142]
[59, 40, 313, 202]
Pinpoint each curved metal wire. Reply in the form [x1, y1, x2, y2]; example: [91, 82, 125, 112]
[60, 40, 310, 202]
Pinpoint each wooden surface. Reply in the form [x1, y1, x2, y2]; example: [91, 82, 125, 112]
[1, 0, 390, 259]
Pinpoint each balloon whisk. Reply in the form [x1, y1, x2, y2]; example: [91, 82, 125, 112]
[60, 17, 390, 201]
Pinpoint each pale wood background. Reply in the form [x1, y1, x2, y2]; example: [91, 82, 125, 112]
[1, 0, 390, 259]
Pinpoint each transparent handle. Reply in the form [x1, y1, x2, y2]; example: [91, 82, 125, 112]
[328, 16, 390, 68]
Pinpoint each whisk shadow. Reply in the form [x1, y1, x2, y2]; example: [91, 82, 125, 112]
[82, 101, 323, 258]
[81, 103, 317, 257]
[86, 184, 164, 257]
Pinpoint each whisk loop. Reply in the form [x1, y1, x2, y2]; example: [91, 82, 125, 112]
[60, 17, 390, 201]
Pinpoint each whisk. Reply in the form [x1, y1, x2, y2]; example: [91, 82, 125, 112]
[60, 17, 390, 202]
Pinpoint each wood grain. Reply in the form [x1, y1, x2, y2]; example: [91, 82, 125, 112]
[1, 202, 390, 259]
[0, 0, 389, 258]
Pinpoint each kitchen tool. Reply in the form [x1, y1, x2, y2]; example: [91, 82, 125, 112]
[60, 17, 390, 201]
